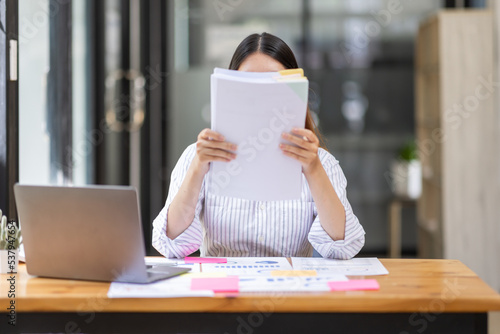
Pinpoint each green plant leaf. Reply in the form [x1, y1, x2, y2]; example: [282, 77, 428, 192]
[398, 141, 418, 161]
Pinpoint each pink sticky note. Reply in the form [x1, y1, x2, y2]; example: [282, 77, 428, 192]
[328, 279, 380, 291]
[191, 277, 239, 293]
[184, 257, 227, 264]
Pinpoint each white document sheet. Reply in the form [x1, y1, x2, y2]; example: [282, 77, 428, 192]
[209, 68, 308, 201]
[291, 257, 389, 276]
[238, 275, 348, 292]
[201, 257, 293, 276]
[107, 275, 214, 298]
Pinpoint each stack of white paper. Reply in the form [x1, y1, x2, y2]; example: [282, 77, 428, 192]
[209, 68, 309, 201]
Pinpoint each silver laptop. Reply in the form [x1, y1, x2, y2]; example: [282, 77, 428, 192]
[14, 184, 189, 283]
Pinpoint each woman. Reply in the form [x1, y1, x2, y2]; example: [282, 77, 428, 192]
[153, 32, 365, 259]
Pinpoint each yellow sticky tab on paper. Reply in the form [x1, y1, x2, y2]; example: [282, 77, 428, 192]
[182, 272, 227, 278]
[270, 270, 317, 277]
[278, 68, 304, 77]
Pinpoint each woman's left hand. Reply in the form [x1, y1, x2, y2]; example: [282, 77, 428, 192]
[280, 128, 321, 175]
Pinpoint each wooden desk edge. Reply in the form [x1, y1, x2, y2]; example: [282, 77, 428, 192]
[14, 294, 500, 313]
[3, 259, 500, 313]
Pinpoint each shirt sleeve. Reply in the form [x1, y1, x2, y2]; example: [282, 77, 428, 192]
[152, 144, 204, 258]
[308, 149, 366, 259]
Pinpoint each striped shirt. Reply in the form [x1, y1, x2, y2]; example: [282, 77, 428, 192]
[152, 143, 365, 259]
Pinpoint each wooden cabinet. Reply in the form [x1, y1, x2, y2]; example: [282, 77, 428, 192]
[416, 10, 500, 291]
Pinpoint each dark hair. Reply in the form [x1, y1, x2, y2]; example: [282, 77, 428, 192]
[229, 32, 326, 149]
[229, 32, 299, 70]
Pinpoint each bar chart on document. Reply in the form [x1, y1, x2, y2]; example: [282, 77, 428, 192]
[201, 257, 293, 276]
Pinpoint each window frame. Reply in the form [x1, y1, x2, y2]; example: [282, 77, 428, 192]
[0, 0, 19, 220]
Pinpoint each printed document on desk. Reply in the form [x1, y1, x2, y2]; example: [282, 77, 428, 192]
[239, 275, 348, 292]
[108, 275, 214, 298]
[210, 68, 308, 201]
[291, 257, 389, 276]
[202, 257, 293, 276]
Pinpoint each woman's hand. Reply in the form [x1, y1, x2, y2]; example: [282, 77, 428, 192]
[194, 128, 237, 174]
[280, 128, 321, 175]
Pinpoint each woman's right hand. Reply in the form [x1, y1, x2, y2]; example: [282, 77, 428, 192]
[194, 128, 237, 174]
[166, 129, 235, 240]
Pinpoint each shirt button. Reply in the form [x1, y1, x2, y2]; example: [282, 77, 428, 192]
[260, 204, 265, 210]
[258, 235, 264, 242]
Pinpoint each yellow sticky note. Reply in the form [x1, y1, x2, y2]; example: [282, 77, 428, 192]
[270, 270, 317, 277]
[278, 68, 304, 77]
[182, 272, 227, 278]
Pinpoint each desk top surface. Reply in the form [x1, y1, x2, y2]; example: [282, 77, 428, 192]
[2, 258, 500, 313]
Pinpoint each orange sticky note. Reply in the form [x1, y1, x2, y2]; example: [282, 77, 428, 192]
[184, 257, 227, 264]
[328, 279, 380, 291]
[270, 270, 317, 277]
[191, 277, 239, 293]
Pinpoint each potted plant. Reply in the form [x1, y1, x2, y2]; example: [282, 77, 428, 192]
[390, 141, 422, 199]
[0, 209, 22, 274]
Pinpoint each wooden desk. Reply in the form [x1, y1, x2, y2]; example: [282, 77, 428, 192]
[1, 259, 500, 333]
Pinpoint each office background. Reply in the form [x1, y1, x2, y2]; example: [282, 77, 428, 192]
[1, 0, 499, 294]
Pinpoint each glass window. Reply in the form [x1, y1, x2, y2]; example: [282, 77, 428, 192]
[19, 0, 51, 184]
[19, 0, 91, 185]
[72, 0, 91, 185]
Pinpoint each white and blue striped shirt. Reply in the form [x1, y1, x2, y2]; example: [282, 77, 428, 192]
[152, 144, 365, 259]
